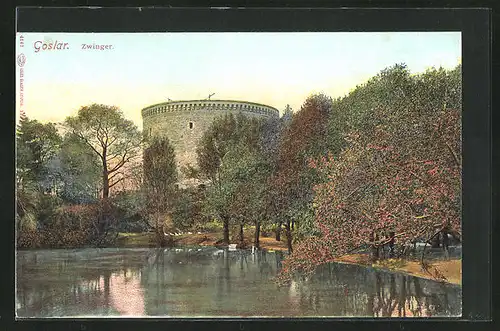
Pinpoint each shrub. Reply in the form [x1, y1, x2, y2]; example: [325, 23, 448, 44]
[17, 228, 42, 249]
[41, 204, 99, 248]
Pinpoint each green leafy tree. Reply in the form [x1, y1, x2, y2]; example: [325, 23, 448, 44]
[196, 113, 263, 245]
[143, 137, 178, 246]
[16, 115, 62, 190]
[260, 105, 293, 241]
[65, 104, 142, 235]
[171, 187, 206, 231]
[111, 190, 148, 232]
[56, 133, 102, 203]
[220, 144, 271, 248]
[65, 104, 142, 200]
[278, 64, 462, 284]
[16, 113, 62, 235]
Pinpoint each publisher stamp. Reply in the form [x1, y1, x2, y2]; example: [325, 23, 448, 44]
[17, 53, 26, 67]
[17, 35, 25, 110]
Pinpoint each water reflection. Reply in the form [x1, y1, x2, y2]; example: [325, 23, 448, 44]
[16, 248, 461, 317]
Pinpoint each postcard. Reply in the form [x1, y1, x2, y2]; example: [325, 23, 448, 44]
[15, 31, 462, 318]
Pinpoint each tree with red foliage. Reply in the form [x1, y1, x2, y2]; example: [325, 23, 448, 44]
[277, 64, 461, 284]
[268, 94, 333, 253]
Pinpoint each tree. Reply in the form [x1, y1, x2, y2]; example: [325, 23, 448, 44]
[196, 113, 263, 245]
[277, 64, 462, 284]
[143, 137, 178, 246]
[259, 104, 292, 161]
[171, 186, 206, 231]
[221, 144, 271, 248]
[65, 104, 142, 201]
[259, 105, 293, 242]
[270, 94, 333, 253]
[50, 133, 101, 203]
[64, 104, 142, 236]
[16, 114, 63, 236]
[16, 116, 62, 190]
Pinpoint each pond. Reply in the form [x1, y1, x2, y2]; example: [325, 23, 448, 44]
[16, 247, 461, 318]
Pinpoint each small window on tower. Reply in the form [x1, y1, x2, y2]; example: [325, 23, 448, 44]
[149, 128, 152, 136]
[189, 122, 194, 129]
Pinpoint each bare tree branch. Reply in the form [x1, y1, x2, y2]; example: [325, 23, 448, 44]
[109, 177, 125, 189]
[445, 141, 462, 169]
[108, 171, 122, 182]
[108, 152, 137, 174]
[74, 131, 103, 160]
[107, 136, 118, 147]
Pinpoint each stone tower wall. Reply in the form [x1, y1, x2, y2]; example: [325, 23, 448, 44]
[142, 100, 279, 183]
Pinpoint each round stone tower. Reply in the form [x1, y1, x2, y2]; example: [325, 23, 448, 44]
[141, 99, 279, 186]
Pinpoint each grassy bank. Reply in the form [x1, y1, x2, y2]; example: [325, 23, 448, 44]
[115, 231, 461, 285]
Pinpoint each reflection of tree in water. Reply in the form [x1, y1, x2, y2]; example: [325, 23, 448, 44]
[17, 249, 460, 317]
[257, 250, 273, 279]
[213, 249, 280, 297]
[275, 250, 284, 271]
[141, 248, 246, 315]
[285, 263, 371, 316]
[17, 265, 116, 316]
[134, 249, 204, 315]
[369, 271, 459, 317]
[16, 250, 146, 317]
[371, 274, 401, 317]
[142, 250, 459, 318]
[286, 263, 460, 317]
[210, 248, 286, 315]
[216, 248, 231, 297]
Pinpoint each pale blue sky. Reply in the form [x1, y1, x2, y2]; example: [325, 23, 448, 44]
[16, 32, 461, 128]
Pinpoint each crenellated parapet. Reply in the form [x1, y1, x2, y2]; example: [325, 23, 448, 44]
[141, 99, 279, 119]
[141, 99, 279, 188]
